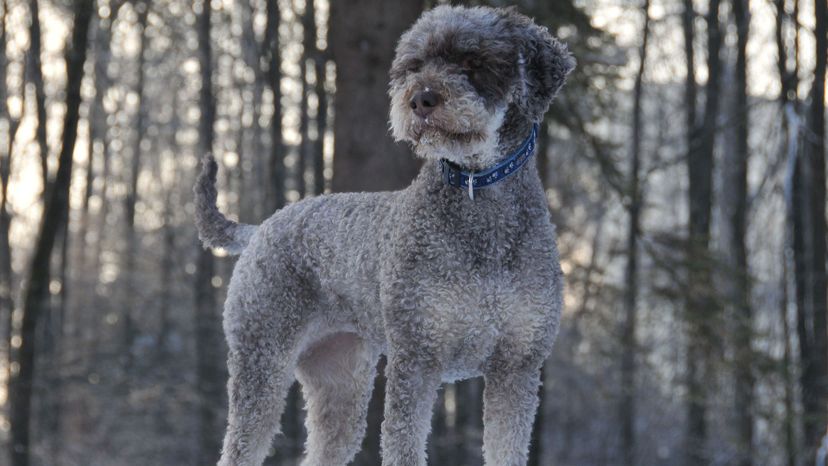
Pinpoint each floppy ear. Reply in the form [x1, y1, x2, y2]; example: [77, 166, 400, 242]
[509, 15, 576, 120]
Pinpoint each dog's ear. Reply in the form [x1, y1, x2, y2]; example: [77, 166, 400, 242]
[505, 12, 576, 120]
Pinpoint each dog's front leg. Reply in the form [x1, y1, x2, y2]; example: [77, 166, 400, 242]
[482, 366, 542, 466]
[380, 349, 441, 466]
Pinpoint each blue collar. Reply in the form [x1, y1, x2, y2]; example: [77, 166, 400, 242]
[439, 123, 539, 200]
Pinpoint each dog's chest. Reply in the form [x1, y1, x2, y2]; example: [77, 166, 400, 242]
[422, 273, 555, 381]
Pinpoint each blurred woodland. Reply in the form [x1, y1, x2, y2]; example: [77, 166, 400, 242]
[0, 0, 825, 465]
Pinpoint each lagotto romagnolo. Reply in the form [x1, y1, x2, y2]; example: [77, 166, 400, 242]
[194, 5, 574, 466]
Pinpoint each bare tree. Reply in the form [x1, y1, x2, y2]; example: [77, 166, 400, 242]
[0, 0, 17, 340]
[0, 0, 22, 440]
[122, 0, 149, 373]
[796, 0, 827, 458]
[79, 0, 123, 277]
[263, 0, 285, 212]
[310, 0, 328, 196]
[297, 2, 312, 198]
[775, 3, 800, 462]
[27, 0, 49, 191]
[683, 0, 724, 463]
[620, 2, 650, 465]
[727, 1, 754, 464]
[7, 1, 95, 464]
[194, 0, 224, 463]
[681, 0, 701, 462]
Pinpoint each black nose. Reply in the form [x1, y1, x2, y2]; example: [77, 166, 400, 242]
[410, 90, 441, 118]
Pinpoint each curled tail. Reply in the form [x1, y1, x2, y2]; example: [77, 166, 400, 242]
[194, 155, 257, 255]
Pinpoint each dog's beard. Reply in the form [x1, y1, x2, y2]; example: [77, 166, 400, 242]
[410, 107, 505, 169]
[390, 86, 506, 169]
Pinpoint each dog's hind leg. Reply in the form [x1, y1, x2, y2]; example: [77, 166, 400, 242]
[296, 332, 379, 466]
[481, 366, 541, 466]
[218, 288, 302, 466]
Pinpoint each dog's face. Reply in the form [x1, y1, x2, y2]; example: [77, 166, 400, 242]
[389, 6, 575, 169]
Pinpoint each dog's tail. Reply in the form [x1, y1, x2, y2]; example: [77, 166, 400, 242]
[194, 155, 257, 255]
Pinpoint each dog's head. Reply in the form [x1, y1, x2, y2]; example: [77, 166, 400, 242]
[389, 6, 575, 169]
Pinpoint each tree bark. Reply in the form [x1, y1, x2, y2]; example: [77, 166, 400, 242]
[0, 0, 21, 434]
[8, 1, 94, 464]
[430, 387, 448, 464]
[620, 3, 649, 465]
[797, 0, 828, 458]
[297, 2, 313, 198]
[121, 0, 148, 374]
[329, 0, 422, 193]
[263, 0, 285, 212]
[80, 0, 121, 283]
[237, 0, 259, 221]
[194, 1, 224, 463]
[776, 8, 799, 462]
[681, 1, 701, 463]
[684, 0, 723, 464]
[27, 0, 49, 192]
[728, 1, 754, 464]
[311, 0, 329, 196]
[528, 366, 545, 466]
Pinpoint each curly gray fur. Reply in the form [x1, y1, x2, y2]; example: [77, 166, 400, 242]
[196, 6, 574, 466]
[194, 155, 256, 254]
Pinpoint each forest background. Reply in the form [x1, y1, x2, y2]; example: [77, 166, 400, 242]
[0, 0, 825, 465]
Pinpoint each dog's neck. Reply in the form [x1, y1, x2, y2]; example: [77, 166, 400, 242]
[439, 122, 537, 198]
[414, 114, 545, 208]
[428, 109, 541, 197]
[495, 108, 536, 163]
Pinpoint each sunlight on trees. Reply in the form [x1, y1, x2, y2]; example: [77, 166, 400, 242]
[0, 0, 822, 465]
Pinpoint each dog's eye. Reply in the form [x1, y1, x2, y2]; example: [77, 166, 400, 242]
[405, 62, 422, 75]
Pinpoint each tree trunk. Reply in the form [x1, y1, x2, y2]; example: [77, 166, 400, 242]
[8, 1, 94, 464]
[781, 165, 798, 466]
[620, 3, 649, 464]
[329, 0, 422, 193]
[121, 0, 149, 373]
[430, 387, 448, 464]
[194, 1, 224, 463]
[684, 0, 723, 464]
[297, 2, 314, 199]
[727, 1, 753, 464]
[311, 0, 329, 197]
[681, 0, 697, 151]
[304, 0, 329, 198]
[774, 15, 802, 466]
[79, 1, 120, 283]
[797, 0, 827, 458]
[0, 0, 12, 353]
[157, 88, 181, 360]
[776, 9, 800, 462]
[681, 0, 701, 463]
[238, 0, 263, 221]
[27, 0, 49, 192]
[0, 0, 21, 440]
[157, 196, 174, 360]
[528, 366, 545, 466]
[263, 0, 285, 212]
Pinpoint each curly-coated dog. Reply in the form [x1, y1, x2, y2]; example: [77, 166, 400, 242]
[195, 5, 574, 466]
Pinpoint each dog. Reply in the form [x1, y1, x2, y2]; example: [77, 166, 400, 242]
[195, 5, 574, 466]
